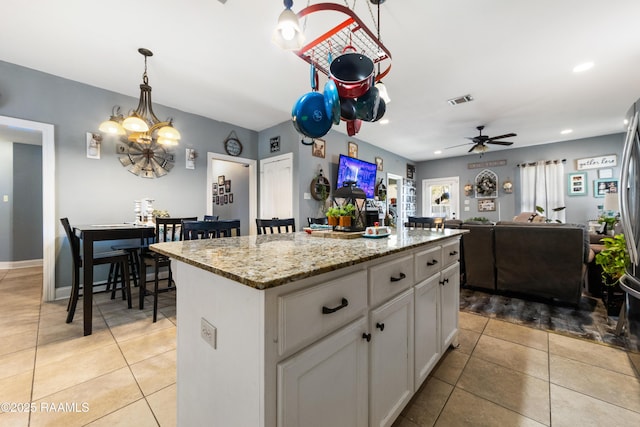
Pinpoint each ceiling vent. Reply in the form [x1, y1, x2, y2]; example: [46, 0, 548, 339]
[447, 94, 474, 106]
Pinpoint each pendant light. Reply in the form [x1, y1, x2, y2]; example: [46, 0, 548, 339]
[99, 48, 180, 146]
[272, 0, 305, 50]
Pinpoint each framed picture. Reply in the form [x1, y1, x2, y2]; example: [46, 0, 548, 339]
[407, 164, 415, 179]
[375, 156, 383, 171]
[225, 180, 231, 193]
[218, 175, 225, 186]
[312, 138, 325, 158]
[219, 186, 225, 195]
[567, 172, 587, 196]
[224, 194, 229, 204]
[215, 196, 219, 205]
[594, 179, 619, 197]
[348, 141, 358, 158]
[598, 168, 613, 179]
[478, 198, 496, 212]
[186, 148, 195, 170]
[229, 193, 234, 203]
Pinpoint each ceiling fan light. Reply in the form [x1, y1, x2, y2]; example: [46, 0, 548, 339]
[157, 125, 181, 140]
[98, 119, 125, 135]
[376, 81, 391, 104]
[122, 116, 149, 133]
[472, 145, 488, 153]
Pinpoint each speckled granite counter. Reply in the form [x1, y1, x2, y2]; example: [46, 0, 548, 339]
[150, 228, 467, 290]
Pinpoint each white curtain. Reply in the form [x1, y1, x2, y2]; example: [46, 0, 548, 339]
[520, 160, 565, 222]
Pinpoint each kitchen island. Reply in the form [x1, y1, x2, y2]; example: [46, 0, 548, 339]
[151, 227, 466, 427]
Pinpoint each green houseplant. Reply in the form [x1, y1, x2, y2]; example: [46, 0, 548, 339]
[326, 207, 340, 227]
[595, 233, 630, 315]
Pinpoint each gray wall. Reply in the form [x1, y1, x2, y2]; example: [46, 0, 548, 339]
[416, 133, 625, 224]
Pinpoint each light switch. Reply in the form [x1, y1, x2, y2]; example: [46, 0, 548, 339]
[464, 206, 470, 211]
[201, 318, 217, 349]
[303, 192, 311, 200]
[2, 195, 8, 202]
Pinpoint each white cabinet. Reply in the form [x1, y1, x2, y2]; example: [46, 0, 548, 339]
[369, 289, 414, 427]
[414, 273, 441, 388]
[277, 317, 369, 427]
[440, 263, 460, 350]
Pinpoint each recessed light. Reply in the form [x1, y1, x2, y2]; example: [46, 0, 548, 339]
[561, 129, 573, 135]
[434, 150, 442, 155]
[573, 62, 594, 73]
[379, 119, 390, 125]
[624, 118, 629, 125]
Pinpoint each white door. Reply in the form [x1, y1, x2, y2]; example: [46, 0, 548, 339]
[422, 177, 459, 219]
[260, 153, 293, 219]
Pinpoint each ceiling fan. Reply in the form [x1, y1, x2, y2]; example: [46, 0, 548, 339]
[448, 125, 517, 153]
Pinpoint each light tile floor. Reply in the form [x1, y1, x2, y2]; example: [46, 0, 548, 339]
[2, 267, 640, 426]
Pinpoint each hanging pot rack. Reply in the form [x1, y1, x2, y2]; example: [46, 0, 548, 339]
[295, 2, 392, 81]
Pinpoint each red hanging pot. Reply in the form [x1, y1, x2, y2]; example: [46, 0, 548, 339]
[330, 52, 374, 99]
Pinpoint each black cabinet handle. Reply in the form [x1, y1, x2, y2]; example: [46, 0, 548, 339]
[362, 333, 372, 342]
[376, 322, 385, 331]
[449, 250, 458, 256]
[440, 278, 449, 286]
[427, 260, 438, 266]
[322, 298, 349, 314]
[390, 272, 406, 282]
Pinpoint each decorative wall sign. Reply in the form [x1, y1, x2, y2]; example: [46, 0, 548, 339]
[117, 138, 175, 178]
[270, 136, 281, 153]
[467, 159, 507, 169]
[86, 132, 101, 159]
[475, 169, 498, 198]
[478, 198, 496, 212]
[576, 154, 617, 170]
[186, 148, 196, 169]
[594, 179, 619, 197]
[568, 172, 587, 196]
[598, 168, 613, 179]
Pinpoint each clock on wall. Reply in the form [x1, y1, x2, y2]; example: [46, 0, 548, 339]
[117, 139, 175, 178]
[224, 131, 243, 156]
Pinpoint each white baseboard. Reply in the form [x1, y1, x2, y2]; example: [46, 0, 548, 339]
[0, 259, 43, 270]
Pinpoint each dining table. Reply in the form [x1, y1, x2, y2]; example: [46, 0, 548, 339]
[74, 223, 156, 336]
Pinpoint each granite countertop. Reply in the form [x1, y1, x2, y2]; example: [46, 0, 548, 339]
[150, 228, 467, 290]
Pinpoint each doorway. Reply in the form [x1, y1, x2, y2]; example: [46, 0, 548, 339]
[386, 173, 402, 226]
[259, 153, 293, 220]
[422, 177, 460, 220]
[0, 116, 55, 301]
[207, 152, 257, 235]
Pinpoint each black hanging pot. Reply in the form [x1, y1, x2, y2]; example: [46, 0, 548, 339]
[330, 52, 375, 99]
[340, 97, 357, 121]
[355, 86, 381, 122]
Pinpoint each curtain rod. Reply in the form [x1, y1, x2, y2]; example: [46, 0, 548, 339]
[516, 159, 566, 168]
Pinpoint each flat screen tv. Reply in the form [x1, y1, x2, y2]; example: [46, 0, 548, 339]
[336, 154, 377, 199]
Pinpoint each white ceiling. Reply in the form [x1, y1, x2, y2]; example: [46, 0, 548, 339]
[2, 0, 640, 161]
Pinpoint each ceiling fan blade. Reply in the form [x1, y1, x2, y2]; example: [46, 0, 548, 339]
[487, 133, 516, 141]
[487, 141, 514, 146]
[468, 145, 478, 153]
[446, 142, 474, 149]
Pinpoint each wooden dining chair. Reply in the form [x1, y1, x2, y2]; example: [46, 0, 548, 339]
[256, 218, 296, 234]
[60, 218, 132, 323]
[183, 220, 241, 239]
[139, 216, 197, 322]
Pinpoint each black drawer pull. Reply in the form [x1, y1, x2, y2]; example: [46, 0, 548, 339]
[362, 333, 372, 342]
[322, 298, 349, 314]
[390, 272, 406, 282]
[376, 322, 385, 331]
[449, 250, 458, 256]
[427, 260, 438, 266]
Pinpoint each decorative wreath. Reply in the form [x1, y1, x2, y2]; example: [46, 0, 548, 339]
[476, 176, 497, 196]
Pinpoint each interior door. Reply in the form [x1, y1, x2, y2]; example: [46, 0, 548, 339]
[422, 177, 459, 219]
[260, 153, 293, 219]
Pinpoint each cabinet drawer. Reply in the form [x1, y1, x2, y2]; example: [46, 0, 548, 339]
[414, 246, 442, 283]
[442, 240, 460, 267]
[278, 270, 367, 356]
[369, 254, 414, 307]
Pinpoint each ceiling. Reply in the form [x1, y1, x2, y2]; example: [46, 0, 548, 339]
[2, 0, 640, 161]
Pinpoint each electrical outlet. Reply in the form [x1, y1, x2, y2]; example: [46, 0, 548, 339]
[201, 318, 217, 349]
[464, 206, 470, 211]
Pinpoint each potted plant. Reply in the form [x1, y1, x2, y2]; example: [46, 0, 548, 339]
[326, 207, 340, 227]
[595, 233, 630, 316]
[339, 204, 356, 228]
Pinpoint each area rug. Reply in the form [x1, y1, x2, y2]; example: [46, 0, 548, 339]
[459, 287, 639, 353]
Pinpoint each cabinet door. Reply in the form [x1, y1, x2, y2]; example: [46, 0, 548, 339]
[414, 274, 441, 389]
[370, 289, 414, 427]
[440, 263, 460, 350]
[277, 317, 368, 427]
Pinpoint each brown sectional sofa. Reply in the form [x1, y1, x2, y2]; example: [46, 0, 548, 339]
[461, 221, 591, 305]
